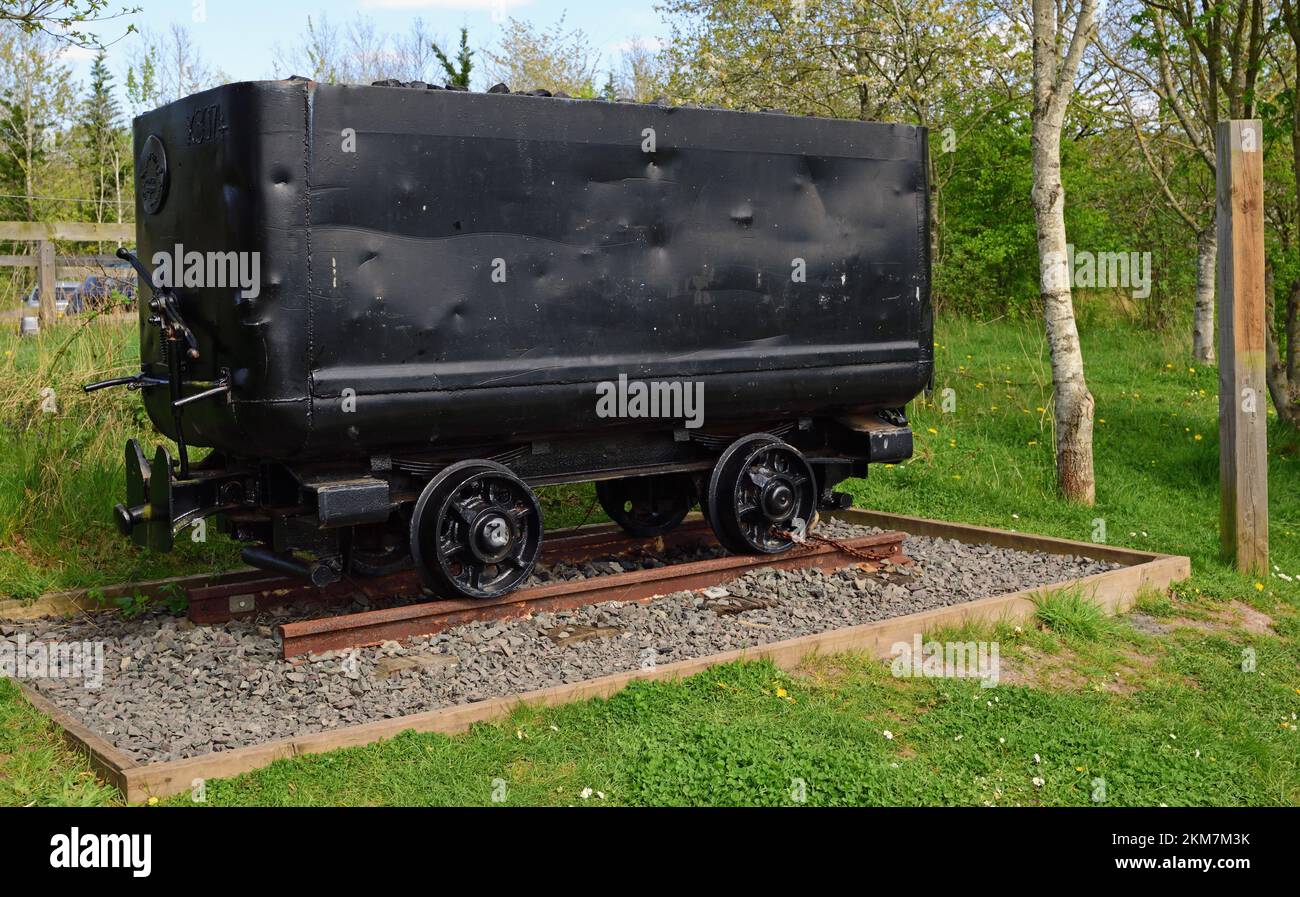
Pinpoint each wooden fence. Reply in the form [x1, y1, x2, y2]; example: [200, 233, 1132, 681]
[0, 221, 135, 327]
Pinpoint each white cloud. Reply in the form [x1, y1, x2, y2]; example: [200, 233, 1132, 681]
[60, 44, 98, 62]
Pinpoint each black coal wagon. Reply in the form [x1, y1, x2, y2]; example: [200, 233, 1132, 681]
[89, 78, 932, 600]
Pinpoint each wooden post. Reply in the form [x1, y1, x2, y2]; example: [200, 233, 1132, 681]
[37, 239, 56, 331]
[1215, 120, 1269, 575]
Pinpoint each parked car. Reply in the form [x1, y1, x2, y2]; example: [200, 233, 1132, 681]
[78, 269, 137, 312]
[21, 281, 82, 333]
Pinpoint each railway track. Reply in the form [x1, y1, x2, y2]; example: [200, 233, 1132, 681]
[186, 518, 724, 624]
[181, 519, 908, 660]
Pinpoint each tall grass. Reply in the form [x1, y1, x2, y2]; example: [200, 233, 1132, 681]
[1033, 588, 1116, 641]
[0, 314, 238, 598]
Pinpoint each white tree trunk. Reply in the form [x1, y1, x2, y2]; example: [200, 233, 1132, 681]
[1193, 228, 1216, 362]
[1031, 0, 1097, 505]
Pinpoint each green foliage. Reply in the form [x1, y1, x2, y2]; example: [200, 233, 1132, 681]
[0, 320, 243, 599]
[1034, 589, 1117, 641]
[73, 49, 129, 224]
[933, 110, 1038, 315]
[432, 26, 473, 89]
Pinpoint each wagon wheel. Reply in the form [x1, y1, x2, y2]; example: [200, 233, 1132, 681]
[706, 434, 817, 555]
[410, 460, 543, 599]
[595, 473, 695, 537]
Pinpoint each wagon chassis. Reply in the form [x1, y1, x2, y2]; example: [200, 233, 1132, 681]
[96, 408, 912, 600]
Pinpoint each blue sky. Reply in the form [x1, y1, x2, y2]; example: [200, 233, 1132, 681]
[66, 0, 671, 90]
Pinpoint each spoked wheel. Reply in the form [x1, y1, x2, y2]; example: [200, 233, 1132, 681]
[706, 434, 818, 554]
[410, 460, 543, 600]
[595, 472, 695, 537]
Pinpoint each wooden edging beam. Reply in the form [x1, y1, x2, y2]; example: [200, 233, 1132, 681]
[0, 568, 247, 623]
[16, 509, 1191, 803]
[20, 684, 139, 794]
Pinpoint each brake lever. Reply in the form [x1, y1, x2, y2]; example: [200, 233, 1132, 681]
[116, 247, 201, 359]
[172, 370, 231, 408]
[83, 373, 170, 394]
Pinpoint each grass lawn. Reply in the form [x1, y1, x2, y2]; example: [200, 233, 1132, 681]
[1, 312, 1297, 806]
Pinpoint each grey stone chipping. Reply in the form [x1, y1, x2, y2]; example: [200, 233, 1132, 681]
[10, 522, 1118, 763]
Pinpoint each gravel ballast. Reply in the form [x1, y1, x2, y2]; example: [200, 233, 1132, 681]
[9, 522, 1119, 763]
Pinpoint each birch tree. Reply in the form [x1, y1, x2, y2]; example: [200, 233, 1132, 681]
[1030, 0, 1098, 503]
[1266, 0, 1300, 426]
[1099, 0, 1269, 362]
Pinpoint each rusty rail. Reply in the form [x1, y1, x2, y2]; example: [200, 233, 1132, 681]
[275, 530, 908, 660]
[187, 519, 716, 624]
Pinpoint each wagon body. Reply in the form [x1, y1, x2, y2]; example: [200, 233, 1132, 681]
[132, 80, 932, 460]
[106, 79, 932, 593]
